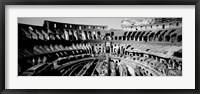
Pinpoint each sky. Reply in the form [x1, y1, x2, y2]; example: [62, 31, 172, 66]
[18, 17, 127, 29]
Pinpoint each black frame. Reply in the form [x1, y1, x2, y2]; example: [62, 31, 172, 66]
[0, 0, 199, 94]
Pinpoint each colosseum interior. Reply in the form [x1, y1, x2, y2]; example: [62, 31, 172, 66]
[18, 18, 182, 76]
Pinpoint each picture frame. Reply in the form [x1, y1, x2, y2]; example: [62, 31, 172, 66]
[0, 0, 199, 94]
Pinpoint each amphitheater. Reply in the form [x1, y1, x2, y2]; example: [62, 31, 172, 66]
[18, 18, 182, 76]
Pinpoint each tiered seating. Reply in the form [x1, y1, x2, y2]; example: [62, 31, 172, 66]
[124, 43, 181, 58]
[18, 21, 100, 76]
[18, 19, 182, 76]
[100, 42, 182, 76]
[130, 52, 181, 76]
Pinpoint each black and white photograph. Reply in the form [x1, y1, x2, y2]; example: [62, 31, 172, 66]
[18, 17, 182, 76]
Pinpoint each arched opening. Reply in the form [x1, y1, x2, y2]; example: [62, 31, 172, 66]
[131, 37, 134, 40]
[97, 31, 101, 39]
[119, 36, 122, 40]
[154, 30, 162, 41]
[84, 31, 88, 40]
[127, 36, 130, 41]
[171, 33, 177, 43]
[177, 35, 182, 42]
[123, 36, 126, 41]
[115, 36, 118, 40]
[148, 32, 155, 41]
[124, 32, 128, 36]
[165, 35, 170, 42]
[131, 31, 137, 41]
[158, 36, 163, 41]
[111, 32, 114, 36]
[111, 32, 114, 39]
[176, 22, 179, 26]
[162, 24, 165, 29]
[105, 33, 111, 40]
[143, 36, 148, 42]
[139, 31, 145, 41]
[97, 31, 101, 35]
[135, 31, 141, 41]
[88, 31, 92, 40]
[158, 30, 168, 42]
[106, 46, 110, 53]
[143, 31, 150, 42]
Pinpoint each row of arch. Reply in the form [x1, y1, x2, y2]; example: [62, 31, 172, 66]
[111, 50, 182, 76]
[20, 23, 182, 44]
[112, 28, 182, 43]
[122, 21, 182, 31]
[45, 20, 107, 31]
[19, 23, 104, 41]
